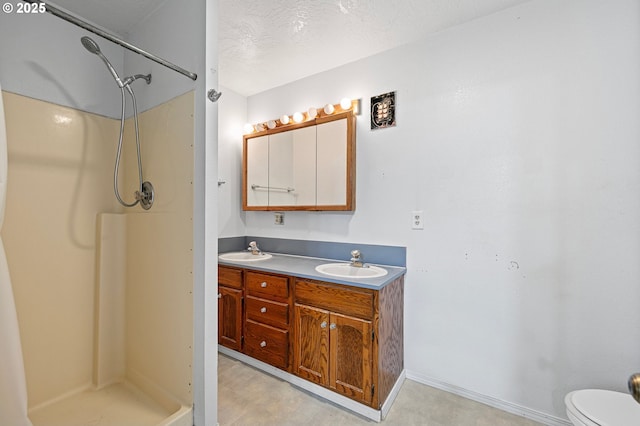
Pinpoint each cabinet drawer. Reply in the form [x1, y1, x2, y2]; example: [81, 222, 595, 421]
[246, 296, 289, 328]
[218, 266, 243, 289]
[244, 320, 289, 369]
[246, 271, 289, 299]
[295, 279, 374, 319]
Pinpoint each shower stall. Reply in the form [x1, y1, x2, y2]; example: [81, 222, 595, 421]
[0, 1, 210, 424]
[2, 91, 195, 425]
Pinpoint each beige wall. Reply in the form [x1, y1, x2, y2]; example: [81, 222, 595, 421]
[2, 90, 194, 408]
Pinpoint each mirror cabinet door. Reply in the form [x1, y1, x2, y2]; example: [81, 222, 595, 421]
[316, 118, 348, 207]
[269, 126, 316, 206]
[246, 135, 269, 207]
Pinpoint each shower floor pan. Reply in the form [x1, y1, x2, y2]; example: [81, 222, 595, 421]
[28, 381, 191, 426]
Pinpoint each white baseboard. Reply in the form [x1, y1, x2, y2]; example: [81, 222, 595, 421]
[405, 370, 571, 426]
[380, 369, 406, 419]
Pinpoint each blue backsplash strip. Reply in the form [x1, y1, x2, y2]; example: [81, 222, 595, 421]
[218, 236, 246, 254]
[218, 236, 406, 267]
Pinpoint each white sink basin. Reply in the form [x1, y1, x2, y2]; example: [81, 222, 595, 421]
[218, 252, 272, 262]
[315, 263, 388, 279]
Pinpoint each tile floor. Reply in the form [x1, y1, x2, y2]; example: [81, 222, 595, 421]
[218, 354, 544, 425]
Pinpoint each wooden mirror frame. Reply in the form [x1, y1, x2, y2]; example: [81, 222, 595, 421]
[242, 106, 356, 211]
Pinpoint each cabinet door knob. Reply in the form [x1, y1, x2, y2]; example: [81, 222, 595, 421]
[320, 321, 327, 328]
[260, 341, 267, 348]
[330, 323, 336, 330]
[217, 293, 222, 299]
[261, 282, 267, 288]
[260, 307, 267, 313]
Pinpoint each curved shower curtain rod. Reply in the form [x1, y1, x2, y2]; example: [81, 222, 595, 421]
[23, 0, 197, 81]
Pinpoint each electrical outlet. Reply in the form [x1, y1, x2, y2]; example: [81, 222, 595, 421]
[412, 211, 424, 230]
[274, 212, 285, 225]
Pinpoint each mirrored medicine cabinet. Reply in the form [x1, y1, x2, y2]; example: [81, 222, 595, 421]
[242, 108, 356, 211]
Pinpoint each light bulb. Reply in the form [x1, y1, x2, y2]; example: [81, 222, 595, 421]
[280, 115, 290, 125]
[307, 107, 317, 119]
[323, 104, 335, 115]
[267, 120, 277, 129]
[340, 98, 352, 110]
[293, 112, 304, 123]
[243, 123, 254, 134]
[255, 123, 265, 132]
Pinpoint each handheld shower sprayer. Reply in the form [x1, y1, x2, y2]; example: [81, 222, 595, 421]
[81, 36, 151, 89]
[80, 35, 154, 210]
[81, 36, 124, 87]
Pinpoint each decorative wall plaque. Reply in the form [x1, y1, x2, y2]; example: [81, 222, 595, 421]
[370, 91, 396, 130]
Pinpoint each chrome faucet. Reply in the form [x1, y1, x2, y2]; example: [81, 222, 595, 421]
[350, 249, 364, 267]
[247, 241, 261, 255]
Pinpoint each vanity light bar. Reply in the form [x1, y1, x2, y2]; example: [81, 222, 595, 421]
[243, 98, 359, 135]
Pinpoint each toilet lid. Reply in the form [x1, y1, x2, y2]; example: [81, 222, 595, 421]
[571, 389, 640, 425]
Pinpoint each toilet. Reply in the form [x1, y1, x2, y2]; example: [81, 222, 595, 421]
[565, 389, 640, 425]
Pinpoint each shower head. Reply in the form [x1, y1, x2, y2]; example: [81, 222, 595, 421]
[81, 36, 124, 88]
[80, 36, 100, 54]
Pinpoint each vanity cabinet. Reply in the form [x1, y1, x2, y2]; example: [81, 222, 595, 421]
[294, 304, 373, 404]
[294, 279, 375, 404]
[217, 262, 404, 411]
[293, 276, 405, 409]
[243, 271, 291, 370]
[218, 266, 243, 351]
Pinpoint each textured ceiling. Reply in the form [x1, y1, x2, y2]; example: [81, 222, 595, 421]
[219, 0, 531, 96]
[49, 0, 531, 96]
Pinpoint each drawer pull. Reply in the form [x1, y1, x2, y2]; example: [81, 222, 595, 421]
[260, 341, 267, 348]
[217, 293, 222, 299]
[260, 307, 267, 313]
[320, 321, 327, 329]
[261, 282, 267, 288]
[330, 323, 336, 330]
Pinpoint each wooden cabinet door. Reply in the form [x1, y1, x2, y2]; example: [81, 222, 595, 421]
[218, 286, 243, 351]
[294, 304, 329, 386]
[329, 313, 373, 404]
